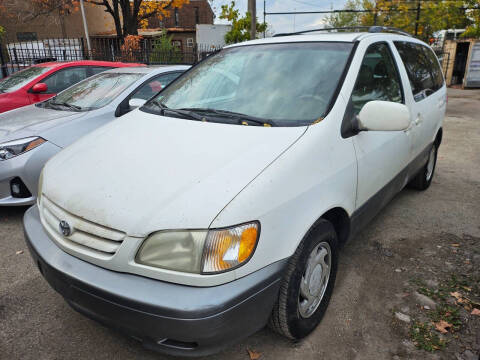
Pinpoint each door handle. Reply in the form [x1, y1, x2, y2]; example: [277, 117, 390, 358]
[414, 115, 422, 126]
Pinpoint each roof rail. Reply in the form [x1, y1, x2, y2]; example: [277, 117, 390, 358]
[273, 26, 412, 38]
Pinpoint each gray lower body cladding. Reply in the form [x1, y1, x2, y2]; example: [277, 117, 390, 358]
[23, 205, 287, 356]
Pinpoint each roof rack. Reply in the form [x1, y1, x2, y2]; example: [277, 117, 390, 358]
[273, 26, 412, 38]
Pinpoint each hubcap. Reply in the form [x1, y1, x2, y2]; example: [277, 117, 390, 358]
[426, 145, 436, 181]
[298, 242, 332, 318]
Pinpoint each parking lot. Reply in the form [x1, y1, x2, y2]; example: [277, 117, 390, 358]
[1, 88, 479, 360]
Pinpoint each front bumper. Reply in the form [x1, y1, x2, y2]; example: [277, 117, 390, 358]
[0, 142, 60, 206]
[24, 205, 287, 356]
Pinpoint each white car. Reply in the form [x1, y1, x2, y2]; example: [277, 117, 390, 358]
[24, 27, 446, 356]
[0, 66, 188, 206]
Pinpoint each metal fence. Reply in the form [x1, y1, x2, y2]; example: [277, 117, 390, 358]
[0, 37, 222, 78]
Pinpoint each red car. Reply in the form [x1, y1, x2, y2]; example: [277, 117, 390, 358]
[0, 61, 143, 113]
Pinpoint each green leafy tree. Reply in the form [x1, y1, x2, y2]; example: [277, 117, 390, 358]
[325, 0, 478, 40]
[0, 26, 4, 39]
[150, 32, 182, 64]
[220, 1, 268, 44]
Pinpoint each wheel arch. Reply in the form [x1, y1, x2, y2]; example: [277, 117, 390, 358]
[435, 127, 443, 147]
[317, 207, 351, 247]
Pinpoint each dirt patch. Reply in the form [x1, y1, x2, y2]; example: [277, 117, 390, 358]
[385, 233, 480, 359]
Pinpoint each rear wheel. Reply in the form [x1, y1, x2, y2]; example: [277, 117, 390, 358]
[269, 219, 338, 339]
[408, 143, 438, 191]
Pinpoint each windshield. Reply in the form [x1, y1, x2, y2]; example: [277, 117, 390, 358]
[40, 72, 143, 111]
[0, 66, 51, 93]
[144, 42, 354, 126]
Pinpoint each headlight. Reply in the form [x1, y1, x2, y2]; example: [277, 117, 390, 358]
[0, 137, 46, 161]
[136, 222, 259, 274]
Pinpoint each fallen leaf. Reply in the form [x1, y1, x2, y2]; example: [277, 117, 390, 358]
[472, 308, 480, 316]
[15, 250, 24, 255]
[450, 291, 462, 300]
[435, 320, 452, 334]
[451, 243, 460, 247]
[462, 286, 472, 292]
[247, 349, 261, 360]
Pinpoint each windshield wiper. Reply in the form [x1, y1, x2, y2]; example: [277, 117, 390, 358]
[178, 108, 276, 127]
[48, 101, 83, 111]
[148, 100, 208, 122]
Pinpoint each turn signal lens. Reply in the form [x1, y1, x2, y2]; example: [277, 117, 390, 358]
[202, 222, 259, 273]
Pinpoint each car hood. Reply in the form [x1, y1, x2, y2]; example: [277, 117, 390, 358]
[0, 104, 87, 142]
[43, 111, 307, 237]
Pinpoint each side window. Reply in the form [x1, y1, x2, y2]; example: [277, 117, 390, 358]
[421, 46, 444, 91]
[42, 67, 89, 93]
[131, 72, 182, 100]
[394, 41, 437, 102]
[351, 42, 403, 114]
[90, 66, 113, 75]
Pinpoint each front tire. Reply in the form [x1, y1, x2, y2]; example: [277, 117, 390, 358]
[269, 219, 338, 339]
[408, 143, 438, 190]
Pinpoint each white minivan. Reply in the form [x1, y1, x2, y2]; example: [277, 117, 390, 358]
[24, 27, 446, 356]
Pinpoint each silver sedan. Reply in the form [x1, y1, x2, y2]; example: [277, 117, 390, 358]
[0, 65, 189, 206]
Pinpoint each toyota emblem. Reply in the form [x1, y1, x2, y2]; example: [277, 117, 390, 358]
[59, 220, 71, 237]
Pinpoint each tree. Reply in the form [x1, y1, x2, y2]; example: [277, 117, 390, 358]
[86, 0, 189, 38]
[0, 0, 189, 39]
[149, 32, 182, 63]
[325, 0, 478, 40]
[0, 0, 80, 24]
[219, 1, 267, 44]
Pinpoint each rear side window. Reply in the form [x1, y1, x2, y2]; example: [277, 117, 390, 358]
[422, 46, 444, 91]
[394, 42, 444, 102]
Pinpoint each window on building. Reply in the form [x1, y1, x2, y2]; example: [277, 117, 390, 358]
[195, 7, 200, 24]
[187, 38, 194, 48]
[17, 32, 38, 41]
[175, 8, 179, 27]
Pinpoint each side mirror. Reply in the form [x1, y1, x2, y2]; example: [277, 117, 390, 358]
[129, 98, 147, 109]
[31, 83, 48, 93]
[358, 101, 411, 132]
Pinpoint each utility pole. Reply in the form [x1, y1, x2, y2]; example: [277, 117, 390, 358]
[373, 0, 378, 26]
[263, 0, 266, 38]
[80, 0, 92, 58]
[414, 0, 421, 36]
[248, 0, 256, 40]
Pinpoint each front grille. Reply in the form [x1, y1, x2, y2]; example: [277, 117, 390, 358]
[40, 196, 126, 257]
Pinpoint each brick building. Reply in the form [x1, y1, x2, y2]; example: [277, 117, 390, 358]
[148, 0, 215, 52]
[0, 1, 114, 43]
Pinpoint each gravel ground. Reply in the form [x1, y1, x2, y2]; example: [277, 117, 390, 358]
[0, 88, 479, 360]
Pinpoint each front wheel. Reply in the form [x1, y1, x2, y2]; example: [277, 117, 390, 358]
[269, 219, 338, 339]
[408, 143, 438, 190]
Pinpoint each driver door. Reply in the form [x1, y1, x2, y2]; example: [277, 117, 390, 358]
[350, 42, 413, 223]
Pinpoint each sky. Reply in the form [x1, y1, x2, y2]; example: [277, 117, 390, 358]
[212, 0, 350, 35]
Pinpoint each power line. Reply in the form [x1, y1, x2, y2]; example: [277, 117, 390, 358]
[265, 6, 479, 15]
